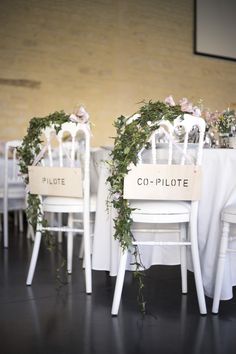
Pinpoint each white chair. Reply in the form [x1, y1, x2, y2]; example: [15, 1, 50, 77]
[26, 122, 96, 294]
[212, 205, 236, 314]
[0, 140, 26, 248]
[111, 114, 207, 315]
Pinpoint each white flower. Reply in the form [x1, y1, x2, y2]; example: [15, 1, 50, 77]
[192, 106, 202, 117]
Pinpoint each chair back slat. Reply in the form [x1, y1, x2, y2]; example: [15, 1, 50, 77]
[5, 140, 23, 184]
[34, 122, 91, 195]
[139, 114, 205, 168]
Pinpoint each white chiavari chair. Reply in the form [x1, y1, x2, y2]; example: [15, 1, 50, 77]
[0, 140, 26, 248]
[26, 122, 96, 294]
[111, 114, 207, 315]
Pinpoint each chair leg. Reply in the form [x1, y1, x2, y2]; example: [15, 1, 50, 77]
[180, 223, 187, 294]
[19, 210, 24, 232]
[190, 221, 207, 315]
[79, 222, 94, 261]
[3, 208, 8, 248]
[27, 223, 35, 241]
[26, 230, 42, 285]
[57, 213, 63, 243]
[111, 248, 128, 316]
[84, 220, 92, 294]
[212, 221, 230, 314]
[67, 213, 74, 274]
[14, 211, 18, 227]
[79, 236, 84, 259]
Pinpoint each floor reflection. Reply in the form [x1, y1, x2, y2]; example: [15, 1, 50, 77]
[1, 228, 236, 354]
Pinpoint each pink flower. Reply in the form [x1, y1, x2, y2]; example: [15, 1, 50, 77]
[69, 105, 90, 124]
[113, 192, 121, 201]
[179, 98, 193, 113]
[179, 97, 188, 105]
[69, 113, 79, 122]
[164, 95, 176, 106]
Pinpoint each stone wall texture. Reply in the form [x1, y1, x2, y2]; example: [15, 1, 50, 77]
[0, 0, 236, 145]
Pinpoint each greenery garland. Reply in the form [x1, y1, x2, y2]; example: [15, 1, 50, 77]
[107, 100, 185, 313]
[107, 100, 184, 249]
[17, 111, 70, 248]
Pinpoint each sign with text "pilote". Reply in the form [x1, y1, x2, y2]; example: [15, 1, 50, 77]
[123, 164, 202, 201]
[28, 166, 83, 198]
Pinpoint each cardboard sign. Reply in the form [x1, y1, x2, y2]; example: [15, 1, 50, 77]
[123, 164, 202, 201]
[28, 166, 83, 198]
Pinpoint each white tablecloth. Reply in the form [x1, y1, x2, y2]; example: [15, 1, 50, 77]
[92, 148, 236, 301]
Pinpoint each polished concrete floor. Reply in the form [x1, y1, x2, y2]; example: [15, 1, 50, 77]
[1, 225, 236, 354]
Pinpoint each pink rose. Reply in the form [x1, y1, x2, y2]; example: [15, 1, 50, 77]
[179, 98, 193, 113]
[164, 95, 176, 106]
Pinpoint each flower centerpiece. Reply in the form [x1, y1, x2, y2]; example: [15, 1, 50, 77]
[215, 109, 236, 134]
[201, 108, 236, 147]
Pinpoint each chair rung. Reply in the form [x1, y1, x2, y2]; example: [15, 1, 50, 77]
[40, 226, 84, 233]
[229, 236, 236, 242]
[227, 248, 236, 253]
[131, 228, 179, 234]
[132, 241, 191, 246]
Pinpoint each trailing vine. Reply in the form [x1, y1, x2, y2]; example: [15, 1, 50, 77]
[17, 111, 70, 234]
[18, 107, 90, 233]
[107, 100, 185, 313]
[107, 100, 184, 249]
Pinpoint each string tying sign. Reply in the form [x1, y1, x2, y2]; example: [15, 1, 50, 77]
[123, 164, 202, 201]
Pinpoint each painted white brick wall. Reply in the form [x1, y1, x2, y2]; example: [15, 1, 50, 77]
[0, 0, 235, 145]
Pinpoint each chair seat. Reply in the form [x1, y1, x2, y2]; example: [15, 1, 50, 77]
[130, 200, 191, 223]
[221, 205, 236, 223]
[42, 194, 97, 213]
[0, 184, 25, 199]
[0, 199, 25, 212]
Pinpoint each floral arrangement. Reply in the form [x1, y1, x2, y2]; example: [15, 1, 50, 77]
[214, 109, 236, 134]
[166, 96, 236, 140]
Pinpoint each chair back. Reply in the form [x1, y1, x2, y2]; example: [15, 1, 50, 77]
[124, 114, 206, 202]
[33, 122, 90, 198]
[138, 114, 206, 168]
[4, 140, 25, 200]
[40, 122, 89, 168]
[4, 140, 23, 184]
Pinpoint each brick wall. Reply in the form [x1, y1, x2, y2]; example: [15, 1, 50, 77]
[0, 0, 235, 146]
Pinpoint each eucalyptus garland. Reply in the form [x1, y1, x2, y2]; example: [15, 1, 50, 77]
[107, 100, 184, 313]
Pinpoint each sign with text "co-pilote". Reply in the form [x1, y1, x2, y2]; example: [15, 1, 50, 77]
[123, 164, 202, 201]
[28, 166, 82, 198]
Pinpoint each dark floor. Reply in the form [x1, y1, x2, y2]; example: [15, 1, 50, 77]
[1, 224, 236, 354]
